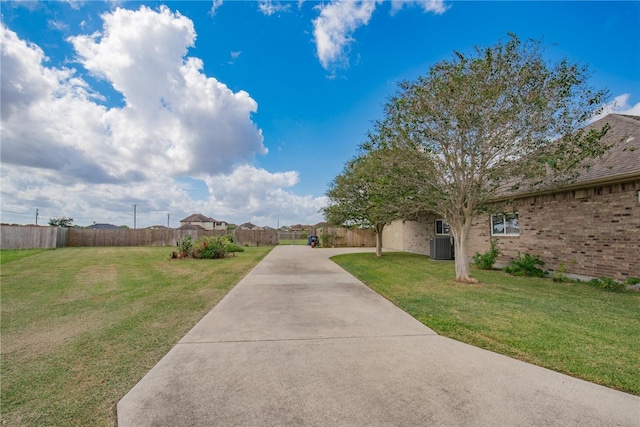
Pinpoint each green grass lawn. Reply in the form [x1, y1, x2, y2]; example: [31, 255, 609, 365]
[1, 246, 272, 426]
[332, 251, 640, 396]
[278, 239, 309, 245]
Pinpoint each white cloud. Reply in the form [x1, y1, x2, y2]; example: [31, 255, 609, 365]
[258, 0, 291, 16]
[48, 19, 70, 31]
[0, 7, 325, 228]
[203, 165, 327, 225]
[391, 0, 448, 15]
[69, 5, 266, 176]
[591, 93, 640, 122]
[312, 0, 447, 72]
[64, 0, 84, 10]
[312, 0, 380, 71]
[210, 0, 223, 16]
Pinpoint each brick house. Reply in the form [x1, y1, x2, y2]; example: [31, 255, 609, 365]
[179, 214, 228, 231]
[383, 114, 640, 281]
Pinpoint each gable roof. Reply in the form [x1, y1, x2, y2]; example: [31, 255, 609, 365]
[180, 213, 215, 223]
[177, 223, 205, 230]
[570, 114, 640, 187]
[499, 114, 640, 199]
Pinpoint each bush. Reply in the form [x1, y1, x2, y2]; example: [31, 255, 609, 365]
[320, 233, 334, 247]
[552, 262, 573, 283]
[472, 239, 500, 270]
[194, 236, 228, 259]
[173, 235, 242, 260]
[504, 252, 547, 277]
[177, 235, 193, 258]
[226, 243, 245, 253]
[625, 277, 640, 285]
[589, 277, 626, 291]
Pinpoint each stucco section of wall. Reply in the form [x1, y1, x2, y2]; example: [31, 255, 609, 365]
[382, 220, 405, 251]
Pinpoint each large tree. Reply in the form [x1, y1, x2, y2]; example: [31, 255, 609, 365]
[370, 34, 610, 282]
[322, 147, 427, 256]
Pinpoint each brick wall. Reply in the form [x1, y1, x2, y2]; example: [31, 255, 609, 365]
[402, 216, 434, 255]
[469, 179, 640, 281]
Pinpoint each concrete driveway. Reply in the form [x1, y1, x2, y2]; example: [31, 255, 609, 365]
[117, 245, 639, 426]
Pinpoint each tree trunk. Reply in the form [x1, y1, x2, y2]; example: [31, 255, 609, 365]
[374, 223, 384, 257]
[450, 219, 477, 283]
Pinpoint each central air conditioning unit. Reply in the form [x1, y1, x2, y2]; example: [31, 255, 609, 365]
[430, 236, 454, 260]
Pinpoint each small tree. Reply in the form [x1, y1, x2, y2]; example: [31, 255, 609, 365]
[48, 217, 74, 227]
[370, 34, 609, 282]
[322, 147, 426, 256]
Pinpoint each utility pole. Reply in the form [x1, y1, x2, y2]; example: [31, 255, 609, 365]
[167, 213, 170, 228]
[133, 204, 137, 229]
[35, 208, 39, 225]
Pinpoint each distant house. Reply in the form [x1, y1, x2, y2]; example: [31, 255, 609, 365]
[177, 223, 205, 230]
[179, 214, 228, 231]
[383, 114, 640, 281]
[87, 223, 120, 230]
[288, 224, 312, 232]
[237, 222, 262, 231]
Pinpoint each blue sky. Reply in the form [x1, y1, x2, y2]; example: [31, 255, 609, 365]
[1, 1, 639, 228]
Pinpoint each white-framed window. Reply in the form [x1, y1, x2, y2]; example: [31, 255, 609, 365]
[491, 212, 519, 236]
[435, 219, 450, 235]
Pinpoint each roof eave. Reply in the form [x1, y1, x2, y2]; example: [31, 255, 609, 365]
[493, 172, 640, 202]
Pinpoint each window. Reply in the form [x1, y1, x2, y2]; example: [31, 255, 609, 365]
[491, 212, 519, 236]
[435, 219, 450, 235]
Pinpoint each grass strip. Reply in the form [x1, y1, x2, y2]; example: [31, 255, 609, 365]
[1, 246, 272, 426]
[0, 248, 53, 264]
[278, 239, 309, 245]
[332, 251, 640, 396]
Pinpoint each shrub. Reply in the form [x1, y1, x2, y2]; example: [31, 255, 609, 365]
[194, 236, 228, 259]
[226, 243, 245, 253]
[625, 277, 640, 285]
[472, 239, 500, 270]
[552, 262, 572, 283]
[504, 252, 547, 277]
[320, 233, 334, 247]
[173, 235, 242, 260]
[177, 235, 193, 258]
[589, 277, 626, 291]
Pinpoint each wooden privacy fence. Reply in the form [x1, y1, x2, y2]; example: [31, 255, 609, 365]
[0, 225, 374, 249]
[0, 225, 68, 249]
[314, 227, 376, 248]
[65, 228, 278, 247]
[0, 226, 277, 249]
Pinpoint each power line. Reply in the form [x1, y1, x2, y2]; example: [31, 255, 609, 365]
[0, 210, 33, 216]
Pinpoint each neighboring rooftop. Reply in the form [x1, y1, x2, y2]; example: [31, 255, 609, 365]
[87, 223, 120, 230]
[238, 222, 259, 230]
[180, 214, 216, 223]
[177, 223, 205, 230]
